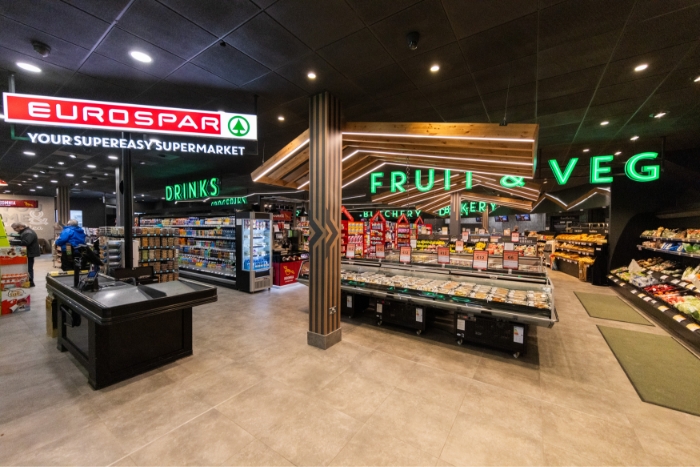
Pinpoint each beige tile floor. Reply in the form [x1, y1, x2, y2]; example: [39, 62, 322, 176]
[1, 256, 700, 466]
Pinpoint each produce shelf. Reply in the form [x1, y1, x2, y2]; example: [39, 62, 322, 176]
[638, 246, 700, 259]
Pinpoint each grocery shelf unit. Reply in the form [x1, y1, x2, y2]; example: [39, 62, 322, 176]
[236, 211, 272, 293]
[367, 211, 387, 259]
[341, 207, 365, 258]
[139, 216, 236, 287]
[552, 229, 608, 281]
[298, 257, 556, 357]
[395, 214, 412, 249]
[98, 226, 180, 282]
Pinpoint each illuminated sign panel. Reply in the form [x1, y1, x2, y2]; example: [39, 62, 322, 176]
[437, 202, 498, 217]
[3, 93, 257, 140]
[165, 178, 220, 201]
[211, 197, 247, 206]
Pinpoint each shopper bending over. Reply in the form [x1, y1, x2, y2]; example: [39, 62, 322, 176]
[11, 222, 40, 287]
[55, 219, 86, 271]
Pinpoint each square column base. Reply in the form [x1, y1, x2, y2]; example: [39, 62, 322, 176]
[307, 328, 342, 350]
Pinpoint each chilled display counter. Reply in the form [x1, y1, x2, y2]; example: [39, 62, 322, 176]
[298, 258, 557, 357]
[47, 273, 217, 389]
[379, 250, 546, 277]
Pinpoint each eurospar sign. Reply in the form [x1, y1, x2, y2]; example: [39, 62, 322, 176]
[2, 93, 257, 154]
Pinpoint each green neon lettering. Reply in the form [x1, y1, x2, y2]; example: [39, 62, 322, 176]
[549, 158, 578, 185]
[415, 210, 421, 217]
[363, 211, 371, 218]
[174, 184, 182, 200]
[383, 210, 390, 218]
[391, 211, 398, 218]
[370, 172, 384, 194]
[165, 186, 173, 201]
[210, 178, 220, 196]
[478, 202, 486, 212]
[390, 172, 406, 192]
[465, 171, 472, 189]
[590, 155, 614, 183]
[460, 202, 469, 216]
[500, 176, 525, 188]
[444, 169, 451, 190]
[198, 179, 207, 198]
[438, 206, 449, 216]
[407, 210, 413, 218]
[414, 169, 435, 192]
[625, 152, 659, 182]
[490, 203, 498, 211]
[188, 181, 197, 199]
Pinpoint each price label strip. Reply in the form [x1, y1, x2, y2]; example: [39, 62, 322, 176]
[437, 247, 450, 265]
[473, 250, 489, 270]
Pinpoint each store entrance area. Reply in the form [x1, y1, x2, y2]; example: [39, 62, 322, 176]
[2, 257, 699, 466]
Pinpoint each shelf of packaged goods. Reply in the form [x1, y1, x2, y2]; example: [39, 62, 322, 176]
[554, 255, 591, 266]
[638, 246, 700, 259]
[179, 265, 235, 278]
[641, 271, 700, 292]
[138, 258, 177, 263]
[640, 236, 700, 244]
[167, 224, 236, 228]
[179, 253, 235, 263]
[607, 274, 700, 351]
[556, 246, 595, 256]
[143, 269, 179, 274]
[178, 235, 235, 240]
[555, 239, 606, 246]
[137, 246, 178, 250]
[180, 245, 235, 253]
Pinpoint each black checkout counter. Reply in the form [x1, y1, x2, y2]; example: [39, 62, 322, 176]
[47, 273, 217, 389]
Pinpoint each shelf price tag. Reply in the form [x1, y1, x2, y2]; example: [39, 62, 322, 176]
[503, 251, 519, 270]
[687, 323, 700, 332]
[410, 238, 417, 248]
[504, 242, 514, 251]
[658, 305, 669, 312]
[462, 231, 469, 242]
[673, 314, 686, 323]
[473, 250, 489, 270]
[375, 243, 385, 258]
[455, 240, 464, 252]
[437, 247, 450, 264]
[489, 236, 499, 243]
[511, 232, 520, 242]
[400, 246, 411, 263]
[346, 244, 355, 259]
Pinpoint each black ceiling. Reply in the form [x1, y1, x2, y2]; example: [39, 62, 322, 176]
[1, 0, 700, 202]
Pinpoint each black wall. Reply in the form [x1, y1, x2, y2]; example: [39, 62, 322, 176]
[69, 197, 106, 228]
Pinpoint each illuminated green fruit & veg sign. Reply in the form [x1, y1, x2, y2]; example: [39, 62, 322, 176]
[368, 152, 660, 193]
[165, 177, 220, 201]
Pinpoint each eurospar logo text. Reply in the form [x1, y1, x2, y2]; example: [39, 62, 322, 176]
[2, 93, 257, 140]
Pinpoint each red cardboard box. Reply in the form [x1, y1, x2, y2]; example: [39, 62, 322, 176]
[2, 288, 31, 314]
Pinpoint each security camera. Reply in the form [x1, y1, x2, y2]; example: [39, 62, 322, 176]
[31, 40, 51, 57]
[406, 32, 420, 51]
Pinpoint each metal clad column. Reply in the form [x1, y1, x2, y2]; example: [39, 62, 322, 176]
[307, 92, 342, 350]
[56, 186, 70, 225]
[482, 206, 489, 231]
[449, 192, 461, 237]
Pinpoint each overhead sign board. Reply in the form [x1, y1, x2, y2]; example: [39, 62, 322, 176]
[166, 178, 220, 201]
[0, 200, 38, 208]
[3, 93, 257, 140]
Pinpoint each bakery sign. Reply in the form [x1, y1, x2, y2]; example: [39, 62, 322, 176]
[437, 202, 498, 217]
[0, 200, 38, 208]
[3, 92, 257, 154]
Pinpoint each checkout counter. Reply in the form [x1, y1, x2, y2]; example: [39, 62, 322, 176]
[47, 272, 217, 389]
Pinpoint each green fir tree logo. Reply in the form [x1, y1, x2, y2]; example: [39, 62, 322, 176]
[228, 116, 250, 137]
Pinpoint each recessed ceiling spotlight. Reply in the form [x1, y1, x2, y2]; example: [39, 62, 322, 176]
[634, 63, 648, 72]
[66, 173, 74, 177]
[48, 166, 53, 168]
[141, 194, 145, 197]
[582, 149, 590, 153]
[653, 112, 666, 118]
[23, 151, 35, 156]
[278, 115, 285, 121]
[129, 51, 152, 63]
[82, 180, 87, 183]
[108, 155, 119, 160]
[600, 121, 609, 126]
[103, 173, 108, 176]
[74, 183, 79, 186]
[430, 64, 440, 72]
[112, 191, 116, 194]
[29, 189, 36, 192]
[140, 161, 145, 165]
[630, 135, 639, 141]
[36, 186, 43, 189]
[69, 154, 76, 158]
[17, 62, 41, 73]
[50, 180, 58, 183]
[694, 76, 700, 82]
[32, 174, 38, 178]
[39, 170, 45, 173]
[87, 164, 96, 168]
[615, 151, 622, 155]
[58, 161, 64, 165]
[307, 71, 316, 79]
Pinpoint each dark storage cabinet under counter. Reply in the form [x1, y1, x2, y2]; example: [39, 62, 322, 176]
[47, 274, 217, 389]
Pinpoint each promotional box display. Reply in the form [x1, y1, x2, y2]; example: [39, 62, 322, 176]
[1, 287, 31, 314]
[0, 246, 31, 314]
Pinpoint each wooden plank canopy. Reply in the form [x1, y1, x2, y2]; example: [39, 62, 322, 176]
[251, 121, 539, 192]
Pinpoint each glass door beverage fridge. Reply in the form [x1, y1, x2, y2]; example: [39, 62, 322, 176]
[236, 212, 273, 292]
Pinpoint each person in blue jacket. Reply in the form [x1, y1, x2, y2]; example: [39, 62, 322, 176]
[55, 219, 86, 270]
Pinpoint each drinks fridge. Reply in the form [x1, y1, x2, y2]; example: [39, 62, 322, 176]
[236, 212, 273, 292]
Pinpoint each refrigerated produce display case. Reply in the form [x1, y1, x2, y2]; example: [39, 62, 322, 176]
[298, 258, 557, 357]
[236, 212, 272, 293]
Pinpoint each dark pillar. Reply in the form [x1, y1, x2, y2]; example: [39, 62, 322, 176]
[449, 192, 461, 237]
[56, 186, 70, 225]
[482, 206, 489, 231]
[120, 134, 134, 268]
[308, 92, 342, 350]
[114, 167, 121, 226]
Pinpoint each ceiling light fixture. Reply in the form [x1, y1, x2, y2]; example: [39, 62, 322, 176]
[342, 163, 386, 189]
[583, 149, 590, 153]
[87, 164, 96, 168]
[66, 173, 74, 177]
[36, 186, 43, 189]
[653, 112, 666, 118]
[253, 139, 310, 181]
[140, 161, 145, 165]
[33, 174, 38, 178]
[600, 121, 609, 126]
[430, 64, 440, 72]
[29, 189, 36, 192]
[615, 151, 622, 155]
[342, 131, 534, 143]
[694, 76, 700, 82]
[69, 154, 76, 158]
[82, 180, 87, 183]
[307, 72, 316, 79]
[58, 161, 64, 165]
[108, 155, 118, 160]
[278, 116, 285, 121]
[634, 64, 648, 72]
[50, 180, 58, 183]
[129, 51, 152, 63]
[17, 62, 41, 73]
[630, 135, 639, 141]
[103, 173, 108, 176]
[23, 151, 35, 156]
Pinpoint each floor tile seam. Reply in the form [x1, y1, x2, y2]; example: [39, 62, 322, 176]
[541, 395, 636, 430]
[542, 441, 603, 466]
[252, 420, 326, 467]
[436, 393, 466, 463]
[0, 352, 72, 378]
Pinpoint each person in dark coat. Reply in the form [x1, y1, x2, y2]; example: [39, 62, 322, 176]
[11, 222, 40, 287]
